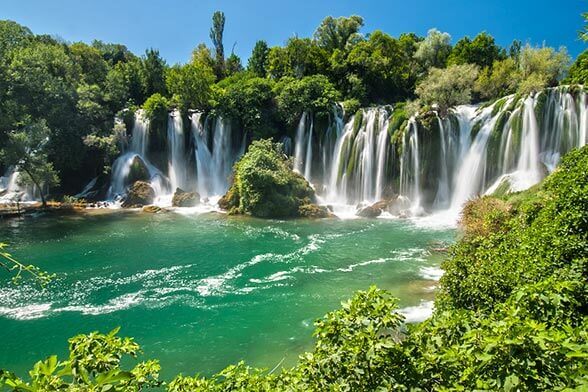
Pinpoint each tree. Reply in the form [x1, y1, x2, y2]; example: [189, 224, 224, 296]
[225, 52, 243, 76]
[248, 40, 269, 77]
[564, 50, 588, 85]
[475, 58, 521, 100]
[141, 48, 167, 97]
[517, 44, 570, 94]
[210, 11, 226, 79]
[415, 64, 479, 113]
[414, 28, 452, 69]
[448, 32, 503, 68]
[166, 60, 215, 111]
[580, 12, 588, 42]
[313, 15, 364, 52]
[0, 120, 59, 207]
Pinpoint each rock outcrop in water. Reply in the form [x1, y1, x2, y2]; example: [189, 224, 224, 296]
[220, 139, 319, 218]
[172, 188, 200, 207]
[122, 181, 155, 207]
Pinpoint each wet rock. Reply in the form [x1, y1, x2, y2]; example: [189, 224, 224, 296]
[126, 156, 150, 185]
[142, 205, 166, 213]
[122, 181, 155, 208]
[172, 188, 200, 207]
[387, 195, 412, 216]
[299, 203, 336, 219]
[356, 205, 382, 218]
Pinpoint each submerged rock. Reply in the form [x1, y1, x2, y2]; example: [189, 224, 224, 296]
[172, 188, 200, 207]
[356, 205, 382, 218]
[122, 181, 155, 208]
[298, 204, 335, 219]
[142, 205, 166, 213]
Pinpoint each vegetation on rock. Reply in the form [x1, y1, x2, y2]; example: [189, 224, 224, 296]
[219, 139, 317, 218]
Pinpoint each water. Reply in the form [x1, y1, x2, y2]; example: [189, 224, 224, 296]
[0, 211, 453, 379]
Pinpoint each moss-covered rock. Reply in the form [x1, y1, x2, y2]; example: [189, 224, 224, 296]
[122, 181, 155, 208]
[220, 139, 316, 218]
[298, 203, 335, 219]
[171, 188, 200, 207]
[356, 205, 382, 218]
[126, 156, 150, 186]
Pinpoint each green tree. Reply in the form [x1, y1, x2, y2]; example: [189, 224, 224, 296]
[414, 28, 452, 69]
[565, 50, 588, 85]
[415, 63, 479, 113]
[448, 32, 504, 68]
[69, 42, 109, 86]
[475, 57, 521, 100]
[313, 15, 364, 52]
[166, 59, 215, 111]
[580, 12, 588, 42]
[225, 52, 243, 76]
[247, 40, 269, 77]
[0, 120, 59, 207]
[210, 11, 226, 79]
[141, 48, 167, 97]
[517, 44, 570, 94]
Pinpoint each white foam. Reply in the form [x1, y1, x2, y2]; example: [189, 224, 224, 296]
[0, 303, 52, 320]
[420, 266, 444, 281]
[399, 300, 434, 323]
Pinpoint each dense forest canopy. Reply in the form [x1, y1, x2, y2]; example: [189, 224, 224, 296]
[0, 12, 586, 196]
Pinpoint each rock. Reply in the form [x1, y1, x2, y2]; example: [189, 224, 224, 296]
[126, 156, 150, 185]
[371, 200, 391, 210]
[142, 205, 165, 213]
[356, 205, 382, 218]
[387, 195, 412, 216]
[122, 181, 155, 208]
[298, 204, 335, 219]
[172, 188, 200, 207]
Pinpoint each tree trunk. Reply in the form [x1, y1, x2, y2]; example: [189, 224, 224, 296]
[23, 168, 46, 208]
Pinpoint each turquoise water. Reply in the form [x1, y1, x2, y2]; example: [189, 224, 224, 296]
[0, 211, 454, 379]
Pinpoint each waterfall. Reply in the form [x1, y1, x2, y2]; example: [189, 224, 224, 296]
[293, 112, 313, 181]
[324, 107, 390, 204]
[191, 114, 245, 198]
[108, 111, 166, 199]
[0, 167, 37, 202]
[100, 86, 586, 214]
[167, 110, 187, 191]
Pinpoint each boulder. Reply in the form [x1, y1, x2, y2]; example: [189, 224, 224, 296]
[298, 203, 335, 219]
[356, 205, 382, 218]
[371, 200, 391, 211]
[126, 155, 150, 185]
[142, 205, 166, 213]
[122, 181, 155, 208]
[172, 188, 200, 207]
[387, 195, 412, 216]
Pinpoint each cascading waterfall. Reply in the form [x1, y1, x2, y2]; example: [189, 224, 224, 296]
[0, 168, 37, 202]
[167, 110, 188, 191]
[108, 111, 165, 199]
[98, 86, 586, 215]
[191, 114, 246, 198]
[324, 107, 390, 204]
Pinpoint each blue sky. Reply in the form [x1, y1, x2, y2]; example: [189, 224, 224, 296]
[2, 0, 586, 64]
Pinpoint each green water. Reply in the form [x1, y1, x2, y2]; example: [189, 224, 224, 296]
[0, 211, 454, 379]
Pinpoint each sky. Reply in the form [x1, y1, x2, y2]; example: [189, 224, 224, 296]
[2, 0, 586, 64]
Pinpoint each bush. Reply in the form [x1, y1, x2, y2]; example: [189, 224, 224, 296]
[220, 139, 316, 218]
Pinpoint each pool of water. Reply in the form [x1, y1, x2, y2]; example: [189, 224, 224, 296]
[0, 210, 454, 379]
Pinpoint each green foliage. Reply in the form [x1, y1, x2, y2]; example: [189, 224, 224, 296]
[565, 49, 588, 86]
[210, 11, 226, 79]
[211, 73, 277, 138]
[475, 57, 521, 100]
[416, 63, 479, 113]
[414, 28, 452, 69]
[447, 32, 504, 68]
[166, 59, 215, 111]
[141, 48, 167, 97]
[247, 40, 269, 77]
[1, 328, 161, 391]
[313, 15, 364, 52]
[517, 44, 570, 95]
[220, 139, 316, 218]
[274, 75, 341, 126]
[0, 120, 59, 206]
[0, 243, 54, 286]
